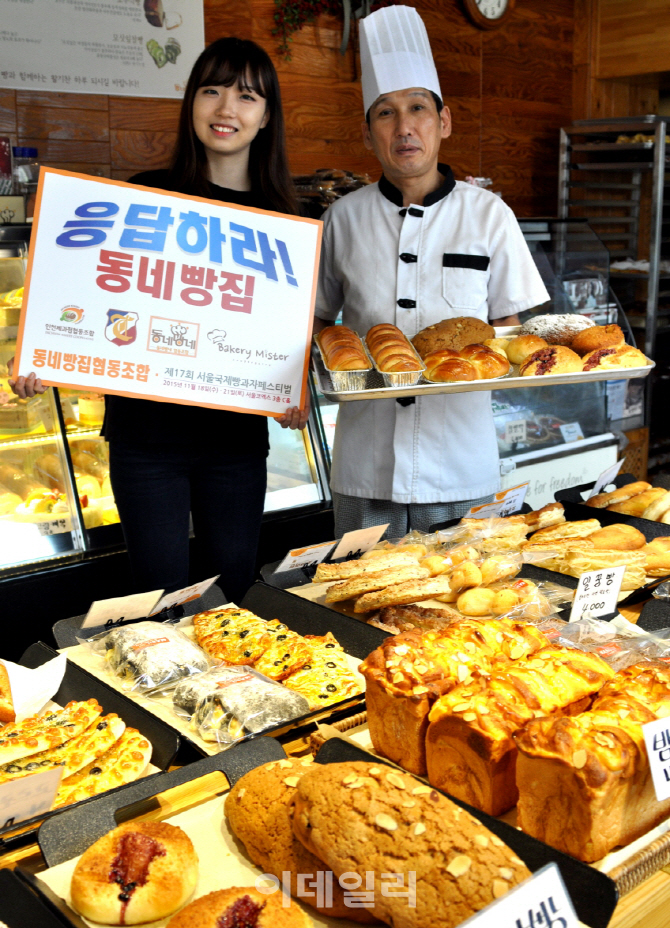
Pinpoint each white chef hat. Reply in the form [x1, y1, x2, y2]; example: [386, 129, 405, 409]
[359, 5, 442, 115]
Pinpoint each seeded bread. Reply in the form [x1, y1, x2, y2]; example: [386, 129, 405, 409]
[224, 757, 378, 923]
[425, 646, 615, 816]
[360, 620, 548, 775]
[292, 761, 530, 928]
[515, 662, 670, 861]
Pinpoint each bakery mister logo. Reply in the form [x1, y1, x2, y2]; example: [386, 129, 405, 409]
[105, 310, 138, 347]
[60, 305, 84, 324]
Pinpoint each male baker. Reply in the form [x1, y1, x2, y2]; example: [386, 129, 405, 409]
[314, 5, 549, 537]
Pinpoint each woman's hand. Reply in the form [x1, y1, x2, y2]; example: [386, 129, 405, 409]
[7, 357, 47, 399]
[277, 390, 311, 430]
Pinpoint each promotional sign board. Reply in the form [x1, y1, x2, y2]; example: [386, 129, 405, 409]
[15, 169, 322, 418]
[0, 0, 204, 99]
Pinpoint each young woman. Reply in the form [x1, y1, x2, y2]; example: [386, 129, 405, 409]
[10, 38, 308, 602]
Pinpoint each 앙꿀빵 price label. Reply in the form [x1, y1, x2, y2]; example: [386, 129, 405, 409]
[15, 169, 322, 418]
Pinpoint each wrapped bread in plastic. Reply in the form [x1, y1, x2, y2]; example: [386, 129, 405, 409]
[103, 621, 209, 692]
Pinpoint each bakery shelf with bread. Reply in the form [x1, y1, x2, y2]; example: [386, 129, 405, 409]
[29, 731, 618, 928]
[312, 315, 653, 402]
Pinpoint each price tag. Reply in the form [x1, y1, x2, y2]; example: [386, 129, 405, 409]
[0, 766, 63, 830]
[466, 483, 529, 520]
[643, 716, 670, 802]
[504, 419, 527, 445]
[460, 862, 578, 928]
[559, 421, 584, 443]
[569, 565, 626, 622]
[82, 590, 164, 630]
[331, 523, 390, 560]
[37, 518, 70, 536]
[275, 540, 336, 574]
[606, 379, 627, 421]
[150, 576, 220, 615]
[588, 459, 625, 500]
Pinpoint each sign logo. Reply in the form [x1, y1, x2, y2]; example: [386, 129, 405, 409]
[105, 310, 138, 347]
[60, 305, 84, 323]
[147, 316, 199, 358]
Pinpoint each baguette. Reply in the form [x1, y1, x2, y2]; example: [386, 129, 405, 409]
[0, 661, 15, 725]
[325, 565, 430, 602]
[313, 551, 418, 583]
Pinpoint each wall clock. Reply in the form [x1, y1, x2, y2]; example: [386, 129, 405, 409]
[462, 0, 515, 30]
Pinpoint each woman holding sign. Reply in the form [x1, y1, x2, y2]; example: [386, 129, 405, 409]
[10, 37, 308, 603]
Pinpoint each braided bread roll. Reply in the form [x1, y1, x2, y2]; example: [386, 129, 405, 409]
[422, 344, 509, 382]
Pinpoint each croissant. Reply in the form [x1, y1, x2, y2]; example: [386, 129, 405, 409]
[422, 343, 509, 382]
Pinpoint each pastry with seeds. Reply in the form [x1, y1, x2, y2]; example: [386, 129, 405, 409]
[292, 760, 530, 928]
[225, 757, 377, 923]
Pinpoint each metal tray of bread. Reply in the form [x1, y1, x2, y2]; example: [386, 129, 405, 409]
[312, 326, 653, 402]
[314, 329, 373, 392]
[58, 583, 386, 760]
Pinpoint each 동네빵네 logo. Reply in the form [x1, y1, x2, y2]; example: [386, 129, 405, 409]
[105, 310, 138, 347]
[60, 305, 84, 324]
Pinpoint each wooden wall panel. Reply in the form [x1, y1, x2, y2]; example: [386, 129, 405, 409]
[0, 0, 576, 217]
[598, 0, 670, 79]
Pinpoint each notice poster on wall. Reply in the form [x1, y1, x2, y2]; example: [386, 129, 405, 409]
[0, 0, 204, 98]
[15, 169, 322, 417]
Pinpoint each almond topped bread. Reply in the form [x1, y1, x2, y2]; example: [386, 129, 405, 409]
[426, 645, 615, 816]
[360, 620, 548, 775]
[292, 761, 530, 928]
[515, 661, 670, 861]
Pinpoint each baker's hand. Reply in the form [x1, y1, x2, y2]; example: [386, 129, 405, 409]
[277, 391, 311, 430]
[7, 357, 46, 399]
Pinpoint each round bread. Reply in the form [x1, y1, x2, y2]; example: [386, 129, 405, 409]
[483, 337, 509, 356]
[588, 523, 646, 551]
[505, 334, 548, 365]
[520, 313, 594, 345]
[571, 324, 624, 356]
[457, 587, 496, 616]
[519, 345, 583, 376]
[459, 343, 510, 378]
[582, 345, 648, 371]
[424, 355, 477, 382]
[412, 316, 495, 356]
[166, 887, 312, 928]
[449, 561, 482, 592]
[490, 589, 521, 616]
[224, 757, 375, 922]
[70, 821, 198, 925]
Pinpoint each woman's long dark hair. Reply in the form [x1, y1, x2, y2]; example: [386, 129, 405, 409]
[169, 37, 299, 216]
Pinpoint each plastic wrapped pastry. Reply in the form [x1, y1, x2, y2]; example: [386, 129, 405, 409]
[102, 621, 209, 692]
[173, 665, 310, 744]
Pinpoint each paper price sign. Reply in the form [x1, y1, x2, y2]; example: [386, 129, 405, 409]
[82, 589, 164, 629]
[0, 766, 63, 831]
[559, 422, 584, 444]
[643, 716, 670, 802]
[588, 459, 625, 500]
[467, 483, 529, 520]
[275, 541, 336, 574]
[150, 576, 220, 615]
[16, 169, 321, 419]
[332, 523, 390, 560]
[504, 419, 527, 445]
[569, 565, 626, 622]
[459, 863, 578, 928]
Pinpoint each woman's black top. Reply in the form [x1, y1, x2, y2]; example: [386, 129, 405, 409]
[102, 170, 271, 455]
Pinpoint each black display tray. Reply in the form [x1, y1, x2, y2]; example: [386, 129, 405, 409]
[315, 738, 618, 928]
[38, 736, 285, 867]
[0, 868, 88, 928]
[555, 474, 670, 606]
[0, 642, 180, 852]
[637, 597, 670, 635]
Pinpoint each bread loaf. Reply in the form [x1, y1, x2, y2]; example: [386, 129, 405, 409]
[313, 551, 419, 583]
[425, 646, 614, 815]
[515, 661, 670, 861]
[360, 620, 548, 775]
[318, 326, 369, 371]
[366, 324, 422, 373]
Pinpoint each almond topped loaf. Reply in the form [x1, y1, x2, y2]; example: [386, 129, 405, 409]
[515, 661, 670, 861]
[360, 619, 548, 775]
[292, 760, 530, 928]
[425, 645, 614, 815]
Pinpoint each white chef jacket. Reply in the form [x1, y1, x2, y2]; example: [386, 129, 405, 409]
[316, 165, 549, 504]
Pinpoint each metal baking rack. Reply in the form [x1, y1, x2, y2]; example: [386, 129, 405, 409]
[0, 642, 180, 852]
[314, 738, 618, 928]
[312, 326, 653, 403]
